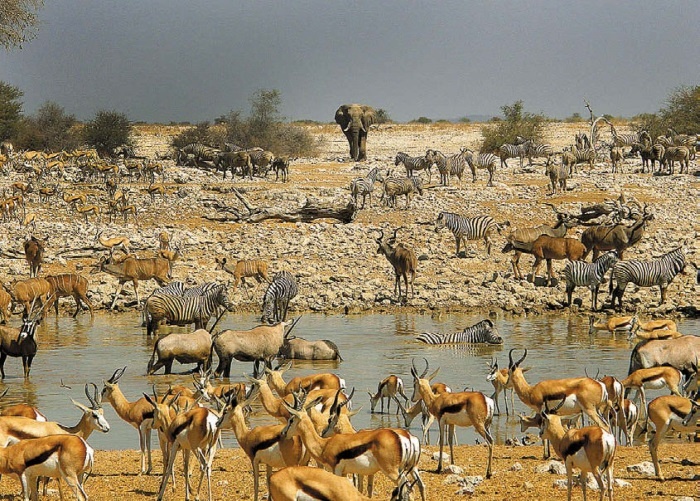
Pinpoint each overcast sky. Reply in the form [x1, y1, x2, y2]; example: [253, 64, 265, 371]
[1, 1, 698, 123]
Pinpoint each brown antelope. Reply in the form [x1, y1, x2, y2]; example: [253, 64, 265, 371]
[614, 398, 638, 446]
[96, 230, 131, 259]
[192, 368, 247, 402]
[21, 212, 36, 231]
[9, 278, 52, 319]
[630, 317, 680, 340]
[280, 391, 423, 500]
[0, 285, 10, 324]
[269, 466, 377, 501]
[0, 434, 94, 501]
[93, 254, 170, 309]
[11, 180, 33, 196]
[539, 400, 616, 501]
[38, 184, 58, 203]
[264, 361, 345, 397]
[155, 397, 232, 501]
[507, 349, 609, 458]
[486, 357, 531, 416]
[158, 230, 170, 250]
[75, 203, 101, 224]
[45, 274, 94, 318]
[622, 366, 683, 417]
[225, 391, 309, 501]
[646, 395, 700, 480]
[147, 183, 166, 201]
[100, 367, 157, 474]
[588, 314, 638, 336]
[396, 381, 452, 445]
[62, 191, 87, 209]
[23, 236, 44, 278]
[375, 228, 417, 301]
[410, 358, 494, 476]
[369, 375, 409, 414]
[215, 256, 270, 297]
[0, 388, 47, 421]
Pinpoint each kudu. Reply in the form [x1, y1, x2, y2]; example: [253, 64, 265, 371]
[375, 228, 417, 301]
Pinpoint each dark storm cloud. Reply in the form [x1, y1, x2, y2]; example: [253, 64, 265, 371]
[1, 1, 698, 122]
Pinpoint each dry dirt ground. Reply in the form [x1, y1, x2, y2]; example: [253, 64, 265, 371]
[0, 444, 697, 500]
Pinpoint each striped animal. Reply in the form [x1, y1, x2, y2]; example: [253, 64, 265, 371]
[662, 146, 690, 174]
[179, 143, 219, 166]
[611, 128, 650, 149]
[466, 152, 498, 186]
[145, 283, 233, 336]
[425, 148, 471, 186]
[261, 271, 298, 324]
[631, 142, 665, 173]
[569, 145, 596, 170]
[382, 176, 423, 209]
[417, 319, 502, 345]
[522, 141, 554, 167]
[350, 166, 385, 209]
[563, 251, 618, 311]
[395, 152, 432, 182]
[609, 246, 686, 310]
[546, 162, 570, 194]
[248, 149, 275, 176]
[434, 212, 503, 256]
[498, 143, 526, 168]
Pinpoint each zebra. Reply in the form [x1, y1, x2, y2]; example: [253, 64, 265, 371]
[631, 142, 665, 173]
[611, 129, 650, 149]
[247, 149, 274, 176]
[350, 166, 384, 209]
[466, 152, 498, 187]
[382, 175, 423, 209]
[178, 143, 219, 167]
[498, 143, 526, 169]
[563, 250, 618, 311]
[546, 162, 570, 194]
[434, 212, 505, 256]
[609, 246, 686, 310]
[416, 319, 502, 345]
[569, 145, 596, 170]
[145, 283, 234, 336]
[395, 152, 432, 182]
[520, 141, 554, 167]
[425, 148, 471, 186]
[261, 271, 298, 324]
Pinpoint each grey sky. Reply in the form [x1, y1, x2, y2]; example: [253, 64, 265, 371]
[1, 1, 698, 123]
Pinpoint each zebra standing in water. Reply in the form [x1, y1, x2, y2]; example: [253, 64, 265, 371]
[350, 166, 384, 209]
[261, 271, 298, 324]
[563, 251, 618, 311]
[417, 319, 503, 345]
[434, 212, 505, 256]
[466, 152, 498, 186]
[609, 246, 686, 310]
[395, 152, 432, 182]
[145, 284, 234, 336]
[425, 148, 471, 186]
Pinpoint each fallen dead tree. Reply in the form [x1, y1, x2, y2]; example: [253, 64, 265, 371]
[203, 188, 357, 224]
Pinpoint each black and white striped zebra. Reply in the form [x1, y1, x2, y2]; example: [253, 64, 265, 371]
[498, 143, 526, 169]
[425, 148, 471, 186]
[247, 149, 274, 176]
[145, 284, 233, 336]
[178, 143, 219, 167]
[612, 129, 650, 149]
[519, 141, 554, 167]
[395, 152, 432, 182]
[142, 281, 221, 326]
[569, 145, 596, 170]
[466, 152, 498, 186]
[350, 166, 384, 209]
[563, 251, 618, 311]
[435, 212, 503, 256]
[609, 247, 686, 310]
[261, 271, 298, 324]
[546, 162, 570, 194]
[382, 175, 423, 209]
[417, 319, 502, 345]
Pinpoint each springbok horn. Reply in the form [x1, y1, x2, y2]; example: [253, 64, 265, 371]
[0, 388, 8, 399]
[90, 382, 102, 406]
[84, 384, 97, 408]
[420, 357, 429, 379]
[508, 348, 516, 369]
[515, 349, 527, 368]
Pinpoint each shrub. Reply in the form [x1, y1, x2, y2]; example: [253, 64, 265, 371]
[374, 108, 392, 124]
[411, 117, 432, 124]
[480, 100, 545, 153]
[564, 112, 585, 123]
[0, 81, 23, 141]
[83, 110, 132, 157]
[661, 85, 700, 135]
[171, 121, 214, 149]
[15, 101, 79, 151]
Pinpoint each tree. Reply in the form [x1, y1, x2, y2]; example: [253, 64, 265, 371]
[0, 0, 43, 50]
[479, 100, 545, 153]
[0, 81, 23, 140]
[83, 110, 132, 157]
[374, 109, 392, 124]
[661, 85, 700, 135]
[17, 101, 78, 151]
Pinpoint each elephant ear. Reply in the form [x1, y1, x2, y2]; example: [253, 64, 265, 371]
[334, 106, 347, 126]
[361, 106, 376, 128]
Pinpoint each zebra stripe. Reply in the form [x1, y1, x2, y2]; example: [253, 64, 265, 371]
[417, 319, 502, 345]
[498, 143, 526, 168]
[261, 271, 298, 324]
[546, 162, 570, 194]
[570, 145, 596, 169]
[183, 282, 220, 297]
[435, 212, 500, 256]
[610, 247, 685, 308]
[523, 142, 554, 166]
[612, 130, 649, 148]
[383, 176, 423, 209]
[247, 149, 274, 176]
[467, 153, 498, 186]
[145, 284, 232, 335]
[425, 149, 471, 186]
[350, 166, 383, 209]
[395, 152, 432, 182]
[563, 251, 618, 310]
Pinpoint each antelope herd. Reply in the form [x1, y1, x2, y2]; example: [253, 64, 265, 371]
[0, 120, 696, 501]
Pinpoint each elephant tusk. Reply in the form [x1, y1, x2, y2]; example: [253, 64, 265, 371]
[343, 123, 351, 132]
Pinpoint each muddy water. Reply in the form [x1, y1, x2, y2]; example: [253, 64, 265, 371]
[0, 312, 697, 450]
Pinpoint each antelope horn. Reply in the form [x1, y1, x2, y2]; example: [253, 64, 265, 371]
[549, 398, 566, 414]
[515, 349, 527, 368]
[84, 383, 97, 408]
[0, 388, 8, 400]
[108, 366, 126, 384]
[376, 229, 384, 242]
[420, 357, 429, 378]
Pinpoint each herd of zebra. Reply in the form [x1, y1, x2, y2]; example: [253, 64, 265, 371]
[175, 142, 290, 181]
[351, 127, 697, 206]
[143, 269, 299, 336]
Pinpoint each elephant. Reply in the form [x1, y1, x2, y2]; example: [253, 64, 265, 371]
[334, 104, 376, 161]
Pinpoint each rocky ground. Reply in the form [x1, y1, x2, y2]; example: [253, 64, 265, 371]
[0, 444, 696, 500]
[0, 122, 697, 319]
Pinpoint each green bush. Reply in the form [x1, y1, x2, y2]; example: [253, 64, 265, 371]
[661, 85, 700, 135]
[374, 109, 393, 124]
[479, 100, 545, 153]
[411, 117, 432, 124]
[564, 112, 585, 123]
[83, 110, 132, 157]
[0, 81, 23, 141]
[171, 122, 214, 149]
[15, 101, 79, 151]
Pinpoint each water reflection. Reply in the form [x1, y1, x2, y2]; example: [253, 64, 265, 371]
[0, 311, 696, 450]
